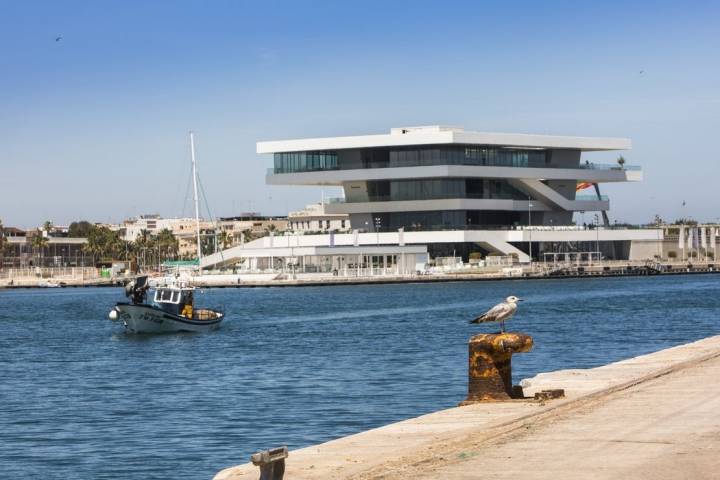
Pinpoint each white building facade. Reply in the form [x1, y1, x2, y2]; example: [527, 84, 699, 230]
[254, 125, 652, 262]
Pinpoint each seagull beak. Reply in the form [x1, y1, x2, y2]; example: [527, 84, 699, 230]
[517, 298, 524, 302]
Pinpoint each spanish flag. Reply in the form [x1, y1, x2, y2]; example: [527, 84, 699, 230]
[576, 182, 593, 191]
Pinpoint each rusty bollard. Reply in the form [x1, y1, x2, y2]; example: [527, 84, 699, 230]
[251, 446, 288, 480]
[459, 332, 533, 404]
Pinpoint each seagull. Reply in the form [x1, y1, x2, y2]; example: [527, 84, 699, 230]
[470, 296, 523, 333]
[55, 36, 63, 42]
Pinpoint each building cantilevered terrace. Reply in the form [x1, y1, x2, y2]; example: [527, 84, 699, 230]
[201, 125, 658, 270]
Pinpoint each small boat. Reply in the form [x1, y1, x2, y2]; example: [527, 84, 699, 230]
[38, 280, 60, 288]
[109, 276, 224, 333]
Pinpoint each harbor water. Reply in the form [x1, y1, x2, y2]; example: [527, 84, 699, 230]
[1, 275, 719, 479]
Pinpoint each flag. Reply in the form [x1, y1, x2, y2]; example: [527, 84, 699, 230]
[352, 229, 359, 247]
[701, 227, 707, 249]
[398, 227, 405, 246]
[576, 182, 593, 191]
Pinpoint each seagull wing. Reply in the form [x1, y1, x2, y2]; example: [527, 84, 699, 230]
[470, 302, 511, 324]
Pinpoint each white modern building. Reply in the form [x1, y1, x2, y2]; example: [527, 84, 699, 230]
[202, 125, 661, 270]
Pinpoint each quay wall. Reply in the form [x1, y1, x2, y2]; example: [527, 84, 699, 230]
[214, 335, 720, 480]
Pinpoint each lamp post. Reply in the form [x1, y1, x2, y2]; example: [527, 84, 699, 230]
[528, 201, 533, 264]
[594, 213, 600, 262]
[374, 216, 381, 246]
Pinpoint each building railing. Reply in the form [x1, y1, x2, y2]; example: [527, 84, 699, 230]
[326, 194, 608, 204]
[267, 163, 640, 175]
[575, 194, 609, 201]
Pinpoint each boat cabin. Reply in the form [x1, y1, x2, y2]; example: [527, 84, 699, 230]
[152, 286, 195, 317]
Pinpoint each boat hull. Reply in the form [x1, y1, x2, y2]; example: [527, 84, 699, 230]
[114, 303, 224, 334]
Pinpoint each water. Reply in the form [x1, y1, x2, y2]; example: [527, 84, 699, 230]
[1, 275, 719, 479]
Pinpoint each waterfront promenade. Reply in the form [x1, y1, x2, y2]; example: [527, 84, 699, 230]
[215, 335, 720, 479]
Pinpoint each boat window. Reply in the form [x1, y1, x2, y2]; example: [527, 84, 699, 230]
[171, 291, 180, 303]
[155, 289, 173, 302]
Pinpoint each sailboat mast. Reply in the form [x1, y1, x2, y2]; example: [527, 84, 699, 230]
[190, 132, 202, 266]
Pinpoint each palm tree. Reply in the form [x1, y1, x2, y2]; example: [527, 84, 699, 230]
[241, 229, 254, 244]
[156, 229, 179, 263]
[43, 220, 53, 235]
[31, 229, 49, 267]
[218, 230, 232, 249]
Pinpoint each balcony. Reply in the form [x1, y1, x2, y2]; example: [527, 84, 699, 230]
[267, 162, 640, 175]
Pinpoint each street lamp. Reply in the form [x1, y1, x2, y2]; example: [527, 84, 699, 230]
[594, 213, 600, 261]
[528, 201, 534, 263]
[374, 216, 381, 246]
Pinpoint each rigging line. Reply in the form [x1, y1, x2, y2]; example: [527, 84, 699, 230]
[197, 175, 225, 262]
[180, 164, 193, 218]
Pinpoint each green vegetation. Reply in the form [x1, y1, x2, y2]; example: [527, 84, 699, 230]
[31, 229, 49, 265]
[218, 230, 232, 250]
[82, 225, 179, 270]
[68, 221, 93, 237]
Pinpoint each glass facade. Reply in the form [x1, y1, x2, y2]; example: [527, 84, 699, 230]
[273, 146, 548, 173]
[388, 147, 547, 168]
[370, 210, 525, 231]
[364, 179, 527, 202]
[274, 151, 338, 173]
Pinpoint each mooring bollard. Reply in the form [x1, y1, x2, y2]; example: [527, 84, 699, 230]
[460, 332, 533, 404]
[250, 446, 288, 480]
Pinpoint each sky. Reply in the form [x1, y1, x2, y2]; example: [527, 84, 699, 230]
[1, 0, 719, 228]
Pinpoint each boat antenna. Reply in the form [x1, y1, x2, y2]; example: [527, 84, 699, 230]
[190, 131, 202, 269]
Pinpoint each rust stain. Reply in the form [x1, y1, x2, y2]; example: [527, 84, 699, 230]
[461, 332, 534, 405]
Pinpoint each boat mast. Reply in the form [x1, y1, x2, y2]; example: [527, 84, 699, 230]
[190, 132, 202, 268]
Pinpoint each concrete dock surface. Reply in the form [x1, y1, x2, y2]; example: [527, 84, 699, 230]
[214, 335, 720, 480]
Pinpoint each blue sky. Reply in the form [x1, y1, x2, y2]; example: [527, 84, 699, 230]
[2, 0, 719, 228]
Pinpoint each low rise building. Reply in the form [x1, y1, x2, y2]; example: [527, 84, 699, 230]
[288, 203, 350, 233]
[216, 214, 288, 246]
[2, 229, 88, 268]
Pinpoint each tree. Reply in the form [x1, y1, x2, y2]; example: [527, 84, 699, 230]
[68, 221, 93, 238]
[84, 225, 124, 264]
[617, 155, 626, 170]
[43, 220, 53, 236]
[218, 230, 232, 249]
[200, 229, 216, 257]
[155, 229, 179, 261]
[241, 229, 252, 243]
[673, 217, 698, 226]
[31, 229, 49, 266]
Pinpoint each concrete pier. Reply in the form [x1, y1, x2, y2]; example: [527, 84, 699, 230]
[215, 335, 720, 480]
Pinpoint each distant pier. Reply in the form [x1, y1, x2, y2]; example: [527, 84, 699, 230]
[214, 335, 720, 479]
